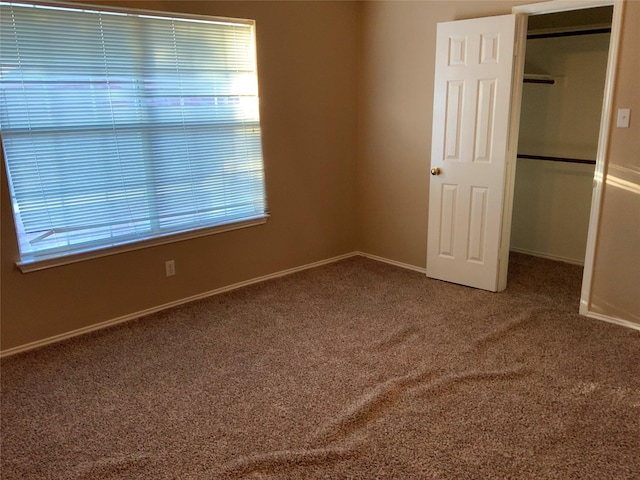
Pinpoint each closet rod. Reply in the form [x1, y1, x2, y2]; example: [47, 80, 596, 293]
[517, 154, 596, 165]
[524, 78, 555, 85]
[527, 27, 611, 40]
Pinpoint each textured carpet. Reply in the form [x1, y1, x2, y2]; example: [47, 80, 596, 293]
[1, 253, 639, 479]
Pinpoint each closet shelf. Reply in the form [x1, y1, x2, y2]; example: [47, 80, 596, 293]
[517, 154, 596, 165]
[527, 27, 611, 40]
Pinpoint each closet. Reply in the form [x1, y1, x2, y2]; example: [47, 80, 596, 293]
[510, 6, 613, 265]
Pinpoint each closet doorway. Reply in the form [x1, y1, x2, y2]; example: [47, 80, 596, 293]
[509, 6, 614, 271]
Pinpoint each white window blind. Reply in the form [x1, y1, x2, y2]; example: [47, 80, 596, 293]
[0, 2, 268, 268]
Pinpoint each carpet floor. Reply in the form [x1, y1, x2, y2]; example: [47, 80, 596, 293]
[1, 253, 639, 479]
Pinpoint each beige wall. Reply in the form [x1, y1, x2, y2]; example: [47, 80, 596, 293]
[357, 0, 639, 325]
[589, 0, 640, 324]
[2, 0, 638, 352]
[357, 0, 532, 267]
[0, 1, 359, 350]
[518, 33, 610, 160]
[511, 33, 610, 264]
[511, 160, 595, 264]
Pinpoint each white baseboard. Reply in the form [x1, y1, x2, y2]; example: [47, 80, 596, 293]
[362, 250, 640, 336]
[5, 250, 634, 357]
[356, 251, 426, 274]
[0, 252, 359, 358]
[509, 247, 584, 266]
[581, 310, 640, 332]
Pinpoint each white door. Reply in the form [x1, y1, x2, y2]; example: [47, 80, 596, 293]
[426, 15, 517, 292]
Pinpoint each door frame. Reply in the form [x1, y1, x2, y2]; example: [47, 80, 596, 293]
[500, 0, 624, 317]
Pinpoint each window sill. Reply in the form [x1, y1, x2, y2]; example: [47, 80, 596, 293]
[17, 216, 268, 273]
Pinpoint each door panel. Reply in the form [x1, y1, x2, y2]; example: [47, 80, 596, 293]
[426, 14, 516, 291]
[467, 186, 488, 262]
[439, 184, 458, 257]
[474, 79, 497, 162]
[445, 81, 464, 161]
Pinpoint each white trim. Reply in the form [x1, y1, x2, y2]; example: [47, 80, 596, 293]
[357, 251, 427, 274]
[5, 249, 637, 358]
[513, 0, 614, 15]
[509, 247, 584, 266]
[499, 13, 528, 292]
[582, 310, 640, 332]
[580, 0, 624, 316]
[0, 252, 358, 358]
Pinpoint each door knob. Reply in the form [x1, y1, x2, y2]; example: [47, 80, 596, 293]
[430, 167, 441, 176]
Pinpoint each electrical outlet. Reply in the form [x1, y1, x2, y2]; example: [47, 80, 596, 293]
[165, 260, 175, 277]
[616, 108, 630, 128]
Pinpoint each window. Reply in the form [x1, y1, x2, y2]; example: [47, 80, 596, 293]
[0, 2, 268, 270]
